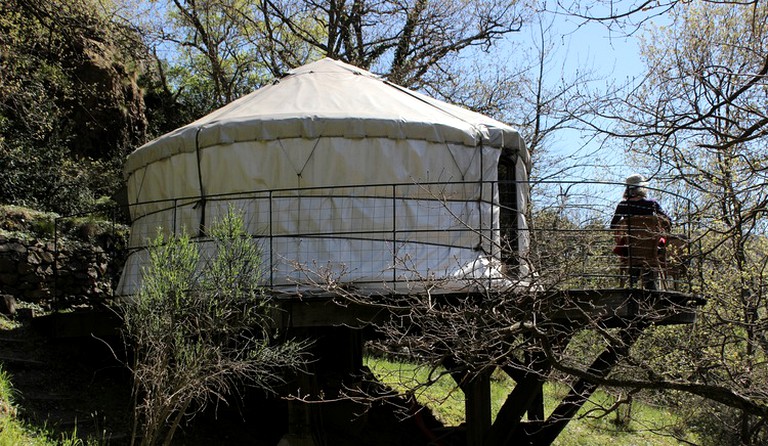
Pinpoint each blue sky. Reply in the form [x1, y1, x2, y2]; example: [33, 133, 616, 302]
[557, 19, 643, 80]
[528, 10, 650, 182]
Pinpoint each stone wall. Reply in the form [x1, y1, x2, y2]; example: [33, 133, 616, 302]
[0, 232, 127, 312]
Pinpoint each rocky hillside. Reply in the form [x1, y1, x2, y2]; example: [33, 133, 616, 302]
[0, 205, 128, 316]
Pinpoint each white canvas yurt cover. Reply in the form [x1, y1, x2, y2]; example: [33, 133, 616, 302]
[117, 58, 530, 296]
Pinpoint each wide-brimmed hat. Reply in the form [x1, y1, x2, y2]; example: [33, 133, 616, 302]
[625, 173, 649, 188]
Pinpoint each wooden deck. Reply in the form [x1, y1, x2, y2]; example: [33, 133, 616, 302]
[272, 287, 705, 329]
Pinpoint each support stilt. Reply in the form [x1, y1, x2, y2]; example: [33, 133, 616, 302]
[527, 321, 648, 446]
[465, 372, 492, 446]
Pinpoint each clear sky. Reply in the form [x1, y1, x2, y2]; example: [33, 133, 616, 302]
[557, 18, 644, 80]
[528, 9, 650, 183]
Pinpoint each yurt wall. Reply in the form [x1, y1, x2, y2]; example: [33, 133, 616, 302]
[116, 58, 529, 296]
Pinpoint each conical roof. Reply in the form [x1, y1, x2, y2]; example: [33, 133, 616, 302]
[125, 58, 526, 175]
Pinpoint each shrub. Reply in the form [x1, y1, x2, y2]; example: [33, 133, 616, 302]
[120, 208, 307, 446]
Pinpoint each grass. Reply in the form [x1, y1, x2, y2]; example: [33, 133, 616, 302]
[0, 320, 97, 446]
[0, 205, 57, 240]
[365, 355, 696, 446]
[0, 364, 48, 446]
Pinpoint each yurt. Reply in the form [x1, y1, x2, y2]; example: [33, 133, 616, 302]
[116, 58, 530, 296]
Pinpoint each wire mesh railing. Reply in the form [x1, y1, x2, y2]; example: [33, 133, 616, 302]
[54, 180, 703, 301]
[115, 181, 504, 295]
[527, 180, 701, 294]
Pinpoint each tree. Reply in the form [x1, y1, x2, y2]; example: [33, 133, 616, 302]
[558, 1, 768, 443]
[121, 209, 307, 446]
[127, 0, 531, 120]
[154, 0, 277, 110]
[257, 0, 526, 87]
[0, 0, 148, 213]
[90, 2, 768, 443]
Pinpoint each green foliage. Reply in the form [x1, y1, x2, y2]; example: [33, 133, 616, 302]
[530, 207, 617, 290]
[0, 0, 145, 214]
[0, 143, 123, 214]
[0, 315, 17, 331]
[147, 0, 276, 115]
[139, 68, 204, 140]
[0, 367, 16, 418]
[365, 356, 694, 445]
[0, 205, 55, 238]
[0, 205, 128, 247]
[121, 208, 306, 446]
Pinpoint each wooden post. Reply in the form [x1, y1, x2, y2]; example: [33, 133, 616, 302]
[280, 370, 318, 446]
[485, 371, 545, 445]
[485, 331, 572, 445]
[529, 322, 648, 446]
[528, 383, 545, 421]
[443, 356, 493, 446]
[465, 372, 492, 446]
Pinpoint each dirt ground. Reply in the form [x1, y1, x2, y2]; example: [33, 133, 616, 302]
[0, 314, 291, 445]
[0, 313, 453, 446]
[0, 316, 134, 443]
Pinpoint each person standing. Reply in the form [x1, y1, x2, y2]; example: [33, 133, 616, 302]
[610, 174, 671, 231]
[611, 174, 671, 289]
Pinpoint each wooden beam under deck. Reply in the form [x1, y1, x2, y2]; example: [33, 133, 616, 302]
[272, 288, 704, 446]
[272, 288, 705, 330]
[545, 288, 705, 327]
[33, 287, 705, 446]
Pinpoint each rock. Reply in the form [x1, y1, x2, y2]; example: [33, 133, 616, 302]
[0, 274, 18, 286]
[1, 294, 16, 316]
[0, 228, 125, 310]
[27, 250, 42, 265]
[6, 242, 27, 254]
[24, 288, 50, 301]
[40, 250, 55, 264]
[15, 307, 34, 320]
[0, 256, 16, 273]
[18, 262, 36, 276]
[37, 265, 54, 276]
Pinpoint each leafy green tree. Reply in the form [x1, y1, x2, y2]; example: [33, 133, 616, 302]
[121, 209, 306, 446]
[563, 1, 768, 443]
[0, 0, 148, 213]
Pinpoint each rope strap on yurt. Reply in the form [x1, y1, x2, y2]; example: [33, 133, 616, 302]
[194, 126, 207, 236]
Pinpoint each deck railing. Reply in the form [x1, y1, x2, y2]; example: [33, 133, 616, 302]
[527, 180, 701, 294]
[54, 180, 703, 300]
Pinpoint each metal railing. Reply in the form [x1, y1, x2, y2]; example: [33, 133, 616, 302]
[54, 180, 704, 300]
[527, 180, 701, 293]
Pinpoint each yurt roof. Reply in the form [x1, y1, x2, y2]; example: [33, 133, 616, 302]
[125, 58, 527, 176]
